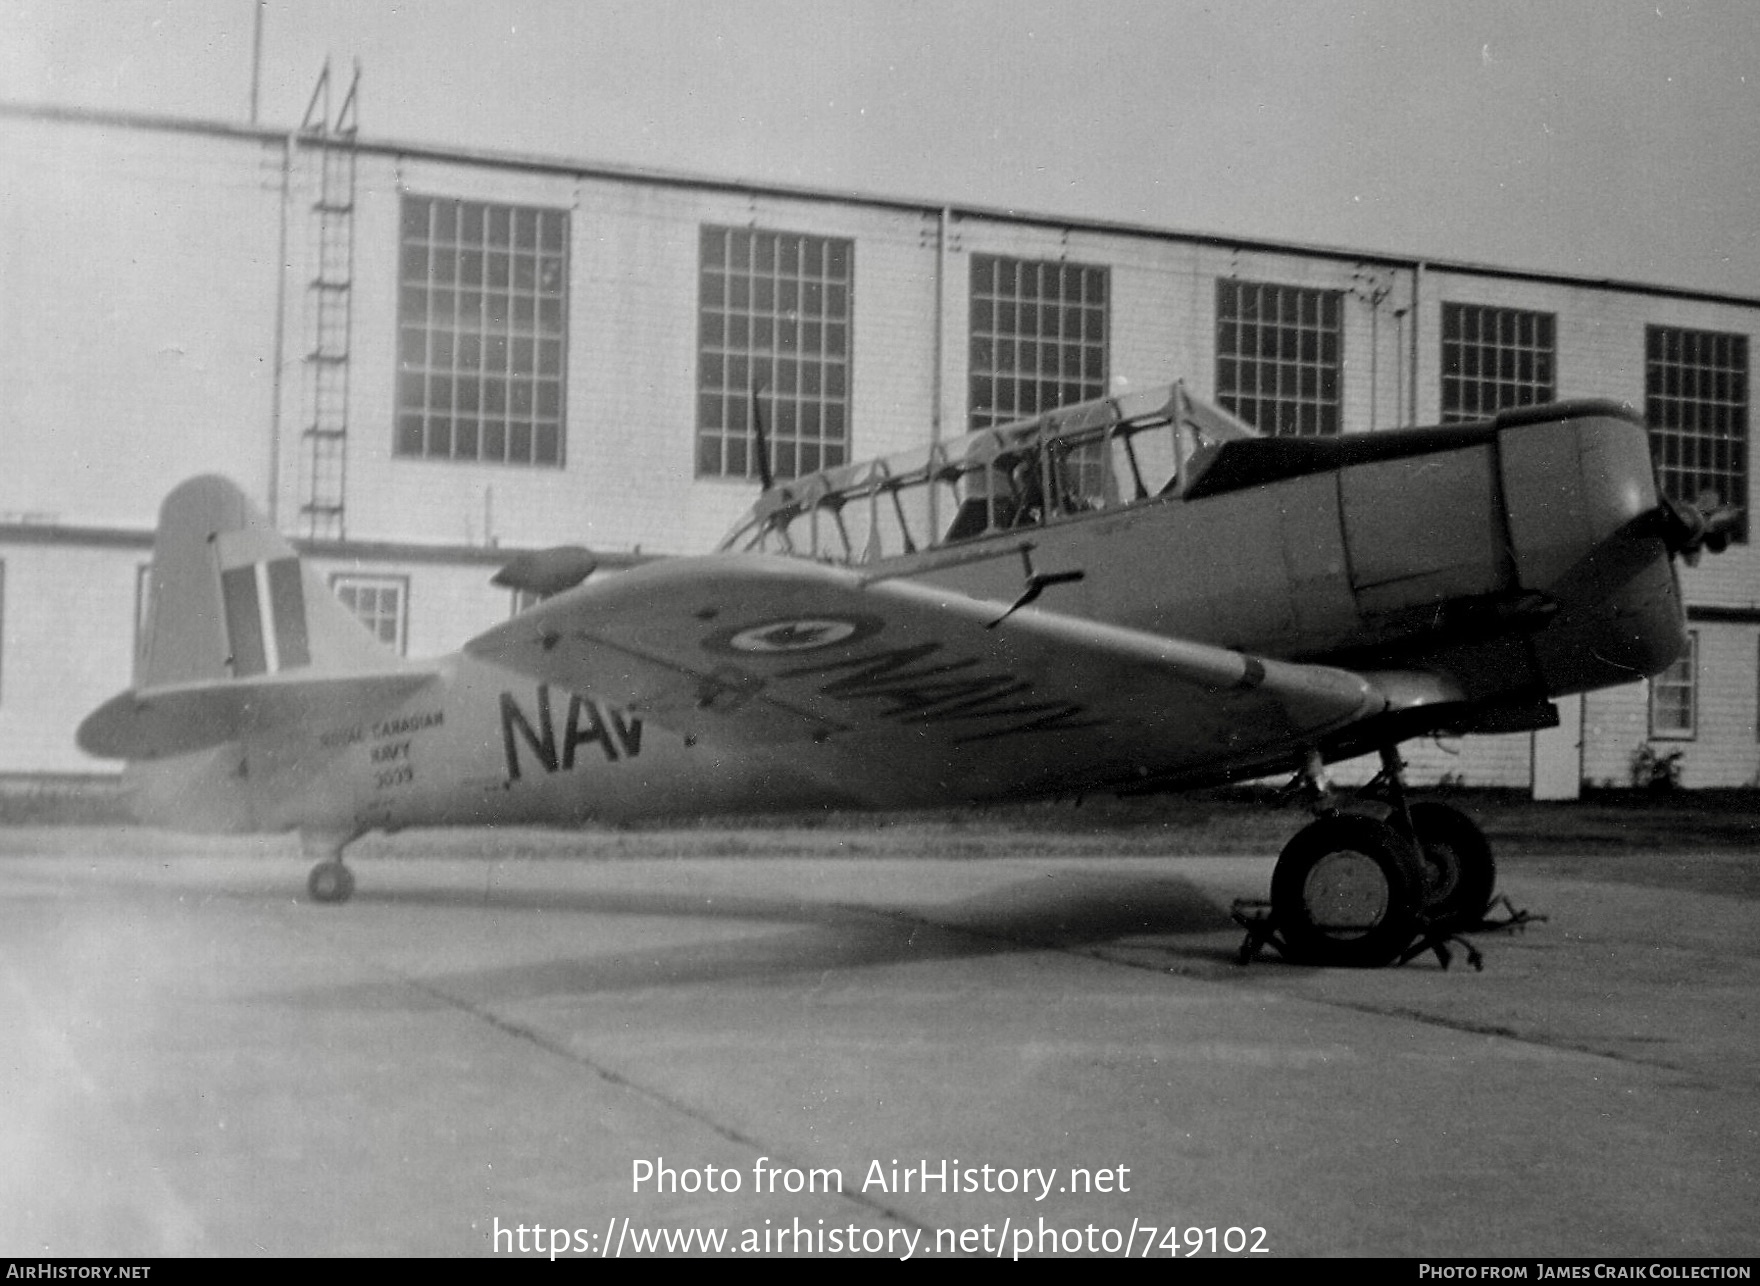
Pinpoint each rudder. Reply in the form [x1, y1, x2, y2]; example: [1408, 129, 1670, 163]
[137, 475, 395, 687]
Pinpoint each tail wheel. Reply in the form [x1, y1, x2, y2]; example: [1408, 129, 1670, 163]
[307, 860, 355, 904]
[1270, 814, 1425, 967]
[1408, 801, 1496, 934]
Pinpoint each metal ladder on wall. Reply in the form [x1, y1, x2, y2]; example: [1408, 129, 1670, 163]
[297, 62, 359, 540]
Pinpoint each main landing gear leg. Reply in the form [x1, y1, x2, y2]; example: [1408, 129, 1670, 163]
[1369, 744, 1504, 936]
[1265, 746, 1425, 967]
[1235, 746, 1508, 968]
[302, 832, 357, 905]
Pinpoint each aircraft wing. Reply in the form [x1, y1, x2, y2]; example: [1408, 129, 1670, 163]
[464, 555, 1390, 805]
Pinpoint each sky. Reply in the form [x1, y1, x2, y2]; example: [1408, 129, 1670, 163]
[4, 0, 1759, 296]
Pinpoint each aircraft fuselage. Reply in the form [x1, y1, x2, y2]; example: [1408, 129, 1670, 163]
[900, 403, 1682, 708]
[121, 402, 1684, 842]
[124, 652, 855, 839]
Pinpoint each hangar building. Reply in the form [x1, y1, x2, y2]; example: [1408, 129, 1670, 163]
[3, 101, 1757, 794]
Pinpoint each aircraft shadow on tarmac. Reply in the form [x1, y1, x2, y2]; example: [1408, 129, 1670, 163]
[288, 871, 1242, 1007]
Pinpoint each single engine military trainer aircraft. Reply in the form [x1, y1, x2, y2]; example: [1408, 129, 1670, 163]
[78, 381, 1731, 966]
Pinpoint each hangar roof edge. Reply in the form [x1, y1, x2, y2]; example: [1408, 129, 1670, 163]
[3, 98, 1757, 312]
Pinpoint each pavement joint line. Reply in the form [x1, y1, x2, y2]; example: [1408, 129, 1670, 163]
[60, 857, 1753, 1096]
[1298, 998, 1744, 1087]
[843, 901, 1749, 1085]
[276, 905, 941, 1243]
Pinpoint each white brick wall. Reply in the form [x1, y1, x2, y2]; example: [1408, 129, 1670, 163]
[1592, 623, 1760, 789]
[7, 108, 1760, 787]
[1330, 731, 1535, 790]
[0, 118, 282, 525]
[1577, 632, 1760, 791]
[1687, 623, 1760, 785]
[305, 554, 517, 661]
[1421, 269, 1760, 612]
[317, 164, 950, 557]
[0, 543, 144, 773]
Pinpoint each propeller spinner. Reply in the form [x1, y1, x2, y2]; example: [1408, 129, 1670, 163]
[1658, 490, 1744, 565]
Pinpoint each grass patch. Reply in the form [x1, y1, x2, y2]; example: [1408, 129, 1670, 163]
[566, 784, 1760, 858]
[7, 777, 1760, 864]
[0, 777, 134, 825]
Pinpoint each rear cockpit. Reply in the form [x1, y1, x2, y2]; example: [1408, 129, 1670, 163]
[716, 382, 1260, 563]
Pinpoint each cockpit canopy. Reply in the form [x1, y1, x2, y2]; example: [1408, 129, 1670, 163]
[716, 382, 1259, 564]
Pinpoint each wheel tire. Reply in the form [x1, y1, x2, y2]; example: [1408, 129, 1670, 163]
[1270, 814, 1425, 967]
[1408, 801, 1496, 934]
[307, 861, 355, 904]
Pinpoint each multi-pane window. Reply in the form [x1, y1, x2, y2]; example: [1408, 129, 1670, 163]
[1441, 304, 1556, 423]
[1215, 280, 1341, 436]
[697, 226, 851, 480]
[969, 256, 1107, 430]
[396, 196, 569, 467]
[332, 575, 407, 655]
[1649, 630, 1697, 739]
[1646, 326, 1748, 539]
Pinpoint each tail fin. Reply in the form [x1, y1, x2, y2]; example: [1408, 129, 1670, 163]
[80, 476, 435, 761]
[137, 475, 393, 687]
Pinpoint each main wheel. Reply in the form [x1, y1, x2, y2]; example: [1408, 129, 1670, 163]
[307, 860, 355, 904]
[1270, 814, 1425, 967]
[1408, 801, 1496, 934]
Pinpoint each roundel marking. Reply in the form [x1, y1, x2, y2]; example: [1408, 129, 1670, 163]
[705, 614, 883, 655]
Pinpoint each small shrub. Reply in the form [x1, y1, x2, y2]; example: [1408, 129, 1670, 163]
[1629, 744, 1685, 792]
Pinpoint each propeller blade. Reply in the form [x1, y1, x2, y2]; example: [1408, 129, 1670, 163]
[1653, 491, 1743, 564]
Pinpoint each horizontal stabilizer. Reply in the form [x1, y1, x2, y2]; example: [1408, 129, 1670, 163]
[78, 669, 439, 761]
